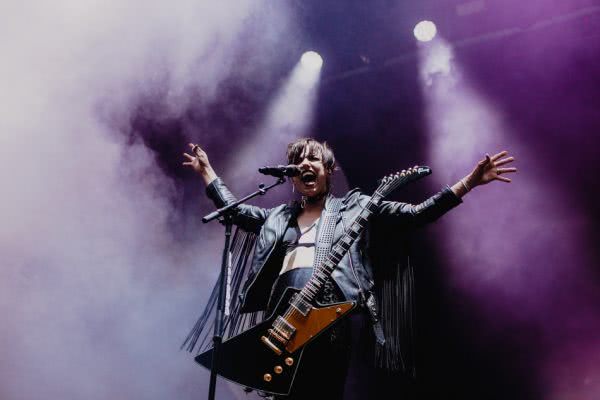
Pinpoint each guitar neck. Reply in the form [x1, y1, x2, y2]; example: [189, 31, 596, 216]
[292, 166, 431, 304]
[298, 192, 383, 302]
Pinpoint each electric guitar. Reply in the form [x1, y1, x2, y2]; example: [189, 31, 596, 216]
[195, 166, 431, 395]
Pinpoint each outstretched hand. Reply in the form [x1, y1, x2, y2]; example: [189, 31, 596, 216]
[182, 143, 217, 185]
[468, 150, 517, 188]
[182, 143, 210, 174]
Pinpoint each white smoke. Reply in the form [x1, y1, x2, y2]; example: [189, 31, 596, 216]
[0, 1, 296, 399]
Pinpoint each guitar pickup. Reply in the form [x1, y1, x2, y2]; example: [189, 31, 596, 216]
[289, 294, 311, 316]
[274, 316, 296, 339]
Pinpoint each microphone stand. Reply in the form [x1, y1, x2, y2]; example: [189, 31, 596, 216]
[202, 176, 287, 400]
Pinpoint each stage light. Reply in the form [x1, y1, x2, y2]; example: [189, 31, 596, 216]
[414, 20, 437, 42]
[300, 51, 323, 70]
[225, 50, 323, 188]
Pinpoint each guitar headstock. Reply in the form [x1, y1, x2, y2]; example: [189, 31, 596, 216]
[377, 166, 432, 198]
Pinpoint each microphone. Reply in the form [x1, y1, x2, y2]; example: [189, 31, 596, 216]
[258, 164, 301, 178]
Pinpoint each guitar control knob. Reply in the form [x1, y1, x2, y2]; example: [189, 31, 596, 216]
[263, 373, 272, 382]
[336, 307, 342, 314]
[274, 366, 283, 374]
[285, 357, 294, 366]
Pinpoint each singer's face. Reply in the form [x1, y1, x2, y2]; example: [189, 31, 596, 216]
[291, 149, 329, 199]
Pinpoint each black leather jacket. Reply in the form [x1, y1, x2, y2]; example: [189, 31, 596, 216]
[206, 178, 461, 315]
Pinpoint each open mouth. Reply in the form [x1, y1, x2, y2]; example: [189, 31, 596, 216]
[301, 171, 317, 185]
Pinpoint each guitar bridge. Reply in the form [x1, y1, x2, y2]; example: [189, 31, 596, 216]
[268, 328, 288, 345]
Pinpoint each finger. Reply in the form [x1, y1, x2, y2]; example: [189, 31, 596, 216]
[491, 151, 508, 161]
[182, 161, 193, 166]
[188, 143, 202, 154]
[497, 167, 517, 174]
[183, 153, 195, 160]
[495, 156, 514, 167]
[478, 153, 491, 166]
[497, 176, 512, 183]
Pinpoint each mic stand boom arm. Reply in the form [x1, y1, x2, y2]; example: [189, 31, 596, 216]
[201, 176, 287, 400]
[202, 177, 286, 223]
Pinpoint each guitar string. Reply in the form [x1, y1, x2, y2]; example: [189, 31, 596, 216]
[268, 172, 416, 348]
[269, 176, 403, 342]
[269, 194, 378, 346]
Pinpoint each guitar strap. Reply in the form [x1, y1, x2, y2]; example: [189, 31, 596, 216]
[312, 197, 343, 270]
[339, 208, 387, 346]
[315, 197, 386, 346]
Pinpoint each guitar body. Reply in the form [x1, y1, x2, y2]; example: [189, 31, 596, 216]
[195, 287, 356, 395]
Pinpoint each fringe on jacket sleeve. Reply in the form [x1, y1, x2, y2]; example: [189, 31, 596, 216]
[181, 228, 263, 354]
[374, 257, 416, 377]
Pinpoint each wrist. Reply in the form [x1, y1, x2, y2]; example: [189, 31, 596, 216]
[451, 178, 469, 198]
[460, 176, 474, 192]
[464, 173, 478, 190]
[201, 167, 217, 186]
[460, 177, 471, 192]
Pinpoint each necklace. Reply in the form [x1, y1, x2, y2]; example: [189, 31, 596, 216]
[300, 192, 327, 209]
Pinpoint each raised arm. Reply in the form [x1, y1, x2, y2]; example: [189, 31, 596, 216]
[450, 150, 517, 197]
[373, 150, 517, 229]
[183, 143, 270, 233]
[374, 186, 462, 230]
[183, 143, 218, 186]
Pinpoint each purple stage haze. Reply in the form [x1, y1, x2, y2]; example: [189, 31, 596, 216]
[418, 14, 600, 400]
[0, 1, 599, 400]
